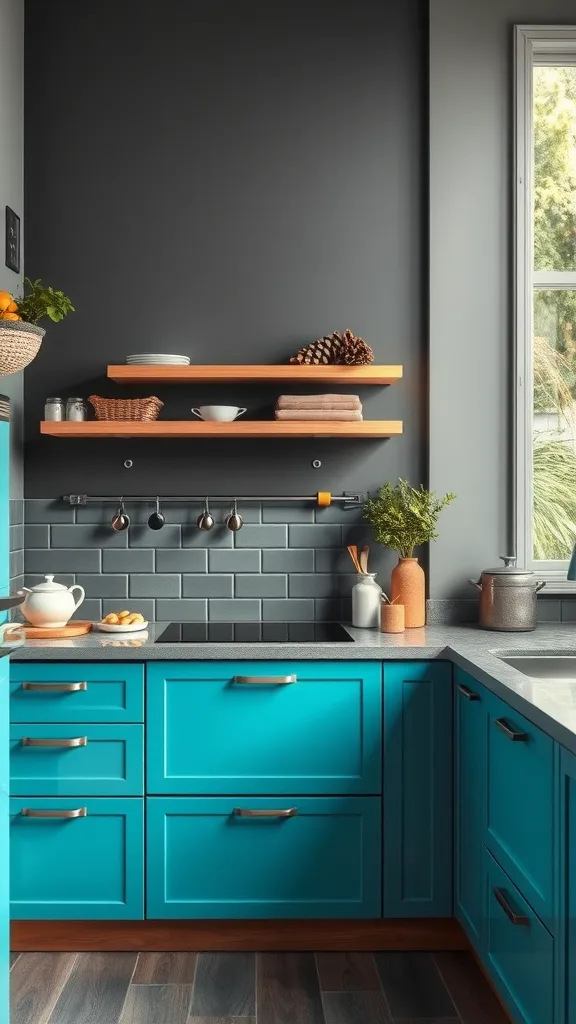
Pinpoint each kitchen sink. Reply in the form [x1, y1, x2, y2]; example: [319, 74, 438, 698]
[496, 653, 576, 680]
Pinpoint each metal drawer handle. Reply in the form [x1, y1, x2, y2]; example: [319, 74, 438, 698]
[21, 807, 87, 819]
[457, 684, 480, 701]
[233, 675, 297, 685]
[493, 886, 529, 926]
[234, 807, 297, 818]
[22, 682, 87, 693]
[495, 717, 528, 742]
[22, 737, 87, 748]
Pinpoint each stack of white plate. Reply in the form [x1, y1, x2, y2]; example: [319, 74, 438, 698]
[126, 353, 190, 365]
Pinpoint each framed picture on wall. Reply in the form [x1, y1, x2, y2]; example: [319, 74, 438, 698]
[5, 206, 20, 274]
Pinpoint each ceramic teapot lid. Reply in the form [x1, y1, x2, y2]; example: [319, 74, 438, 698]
[26, 574, 69, 592]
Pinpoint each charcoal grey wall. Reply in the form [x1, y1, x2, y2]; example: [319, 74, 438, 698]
[23, 0, 425, 504]
[429, 0, 576, 602]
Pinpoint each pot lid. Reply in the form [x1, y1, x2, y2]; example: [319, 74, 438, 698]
[26, 574, 69, 592]
[481, 556, 533, 576]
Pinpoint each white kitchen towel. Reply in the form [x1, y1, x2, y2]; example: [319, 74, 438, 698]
[276, 394, 362, 409]
[275, 408, 363, 421]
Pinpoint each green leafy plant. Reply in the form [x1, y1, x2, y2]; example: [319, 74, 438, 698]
[16, 278, 74, 325]
[363, 479, 455, 558]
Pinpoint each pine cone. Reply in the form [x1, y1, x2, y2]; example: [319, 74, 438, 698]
[340, 328, 374, 366]
[289, 334, 344, 365]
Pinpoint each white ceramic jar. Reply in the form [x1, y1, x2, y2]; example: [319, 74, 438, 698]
[21, 575, 85, 628]
[351, 573, 382, 629]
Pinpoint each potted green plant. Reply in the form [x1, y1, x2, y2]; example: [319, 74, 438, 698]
[0, 277, 74, 376]
[363, 479, 455, 627]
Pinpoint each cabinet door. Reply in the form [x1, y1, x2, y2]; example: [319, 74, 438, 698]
[10, 662, 144, 723]
[0, 659, 8, 1024]
[454, 668, 487, 952]
[146, 796, 381, 919]
[146, 661, 382, 795]
[486, 691, 556, 925]
[10, 797, 143, 919]
[560, 747, 576, 1024]
[383, 661, 452, 917]
[10, 724, 144, 796]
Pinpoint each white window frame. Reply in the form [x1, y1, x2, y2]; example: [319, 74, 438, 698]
[515, 25, 576, 592]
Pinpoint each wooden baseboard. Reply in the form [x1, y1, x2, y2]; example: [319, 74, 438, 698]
[11, 917, 468, 952]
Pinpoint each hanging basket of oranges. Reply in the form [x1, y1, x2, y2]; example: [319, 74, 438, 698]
[0, 279, 74, 376]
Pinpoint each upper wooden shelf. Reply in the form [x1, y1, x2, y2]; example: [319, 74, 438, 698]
[107, 364, 403, 385]
[40, 420, 403, 439]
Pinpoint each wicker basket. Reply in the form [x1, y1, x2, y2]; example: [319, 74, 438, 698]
[0, 321, 45, 376]
[89, 395, 164, 421]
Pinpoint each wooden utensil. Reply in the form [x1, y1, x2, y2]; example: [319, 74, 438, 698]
[15, 620, 93, 640]
[347, 545, 362, 573]
[359, 545, 370, 574]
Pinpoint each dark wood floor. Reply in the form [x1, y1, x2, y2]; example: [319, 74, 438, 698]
[9, 949, 510, 1024]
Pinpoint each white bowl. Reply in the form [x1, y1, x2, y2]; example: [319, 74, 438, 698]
[93, 620, 149, 633]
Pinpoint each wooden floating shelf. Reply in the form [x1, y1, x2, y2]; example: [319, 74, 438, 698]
[40, 420, 403, 439]
[107, 364, 403, 385]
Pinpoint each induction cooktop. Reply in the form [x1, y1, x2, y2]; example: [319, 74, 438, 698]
[154, 622, 354, 643]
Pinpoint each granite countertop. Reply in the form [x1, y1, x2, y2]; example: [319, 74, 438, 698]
[7, 621, 576, 753]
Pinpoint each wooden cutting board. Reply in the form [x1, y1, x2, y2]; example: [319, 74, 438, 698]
[9, 620, 93, 640]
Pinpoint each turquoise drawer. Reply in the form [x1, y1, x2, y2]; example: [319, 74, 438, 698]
[10, 797, 144, 920]
[10, 663, 144, 722]
[485, 851, 554, 1024]
[146, 661, 382, 795]
[485, 691, 556, 925]
[146, 796, 381, 919]
[10, 724, 144, 796]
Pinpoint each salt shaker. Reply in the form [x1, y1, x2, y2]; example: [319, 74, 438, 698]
[351, 573, 382, 629]
[44, 397, 65, 421]
[66, 397, 86, 421]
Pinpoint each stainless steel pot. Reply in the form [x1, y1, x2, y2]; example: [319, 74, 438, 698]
[469, 556, 546, 631]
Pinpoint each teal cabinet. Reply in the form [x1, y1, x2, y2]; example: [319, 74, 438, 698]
[559, 747, 576, 1024]
[454, 668, 487, 951]
[485, 850, 554, 1024]
[10, 724, 144, 796]
[10, 662, 144, 722]
[10, 797, 143, 920]
[485, 691, 556, 926]
[0, 658, 9, 1024]
[146, 795, 381, 919]
[383, 661, 453, 917]
[146, 661, 382, 795]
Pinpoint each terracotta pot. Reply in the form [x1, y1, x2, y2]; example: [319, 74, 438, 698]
[381, 602, 405, 633]
[390, 557, 425, 628]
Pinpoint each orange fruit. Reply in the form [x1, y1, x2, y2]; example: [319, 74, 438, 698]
[6, 300, 18, 313]
[0, 291, 13, 312]
[1, 312, 21, 321]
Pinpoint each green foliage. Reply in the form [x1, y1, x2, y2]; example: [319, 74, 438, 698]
[533, 436, 576, 559]
[363, 479, 455, 558]
[16, 278, 74, 326]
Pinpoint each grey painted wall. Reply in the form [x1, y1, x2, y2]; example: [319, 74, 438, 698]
[23, 0, 425, 509]
[0, 0, 24, 500]
[429, 0, 576, 599]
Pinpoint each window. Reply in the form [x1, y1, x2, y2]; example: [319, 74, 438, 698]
[516, 26, 576, 589]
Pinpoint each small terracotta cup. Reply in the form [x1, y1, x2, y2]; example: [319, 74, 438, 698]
[381, 601, 405, 634]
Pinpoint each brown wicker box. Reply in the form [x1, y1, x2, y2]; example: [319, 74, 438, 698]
[88, 395, 163, 421]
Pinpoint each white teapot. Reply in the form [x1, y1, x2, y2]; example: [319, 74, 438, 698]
[21, 575, 85, 628]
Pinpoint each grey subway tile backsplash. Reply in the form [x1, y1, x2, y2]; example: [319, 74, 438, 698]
[21, 498, 367, 623]
[103, 548, 155, 573]
[156, 549, 207, 573]
[76, 574, 129, 599]
[10, 524, 24, 551]
[538, 599, 562, 623]
[10, 498, 24, 526]
[235, 574, 287, 598]
[182, 574, 234, 598]
[209, 549, 260, 572]
[9, 550, 24, 579]
[209, 599, 261, 621]
[262, 548, 314, 573]
[74, 599, 102, 620]
[130, 574, 181, 598]
[561, 600, 576, 623]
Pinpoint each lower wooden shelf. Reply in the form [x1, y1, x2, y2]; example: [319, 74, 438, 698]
[40, 420, 403, 439]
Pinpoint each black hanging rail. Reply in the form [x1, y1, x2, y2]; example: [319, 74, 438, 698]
[63, 491, 365, 508]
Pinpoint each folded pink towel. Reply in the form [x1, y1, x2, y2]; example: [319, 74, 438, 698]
[275, 408, 363, 421]
[276, 394, 362, 410]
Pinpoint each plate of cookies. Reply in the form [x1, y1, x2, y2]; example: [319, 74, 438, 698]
[94, 610, 148, 632]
